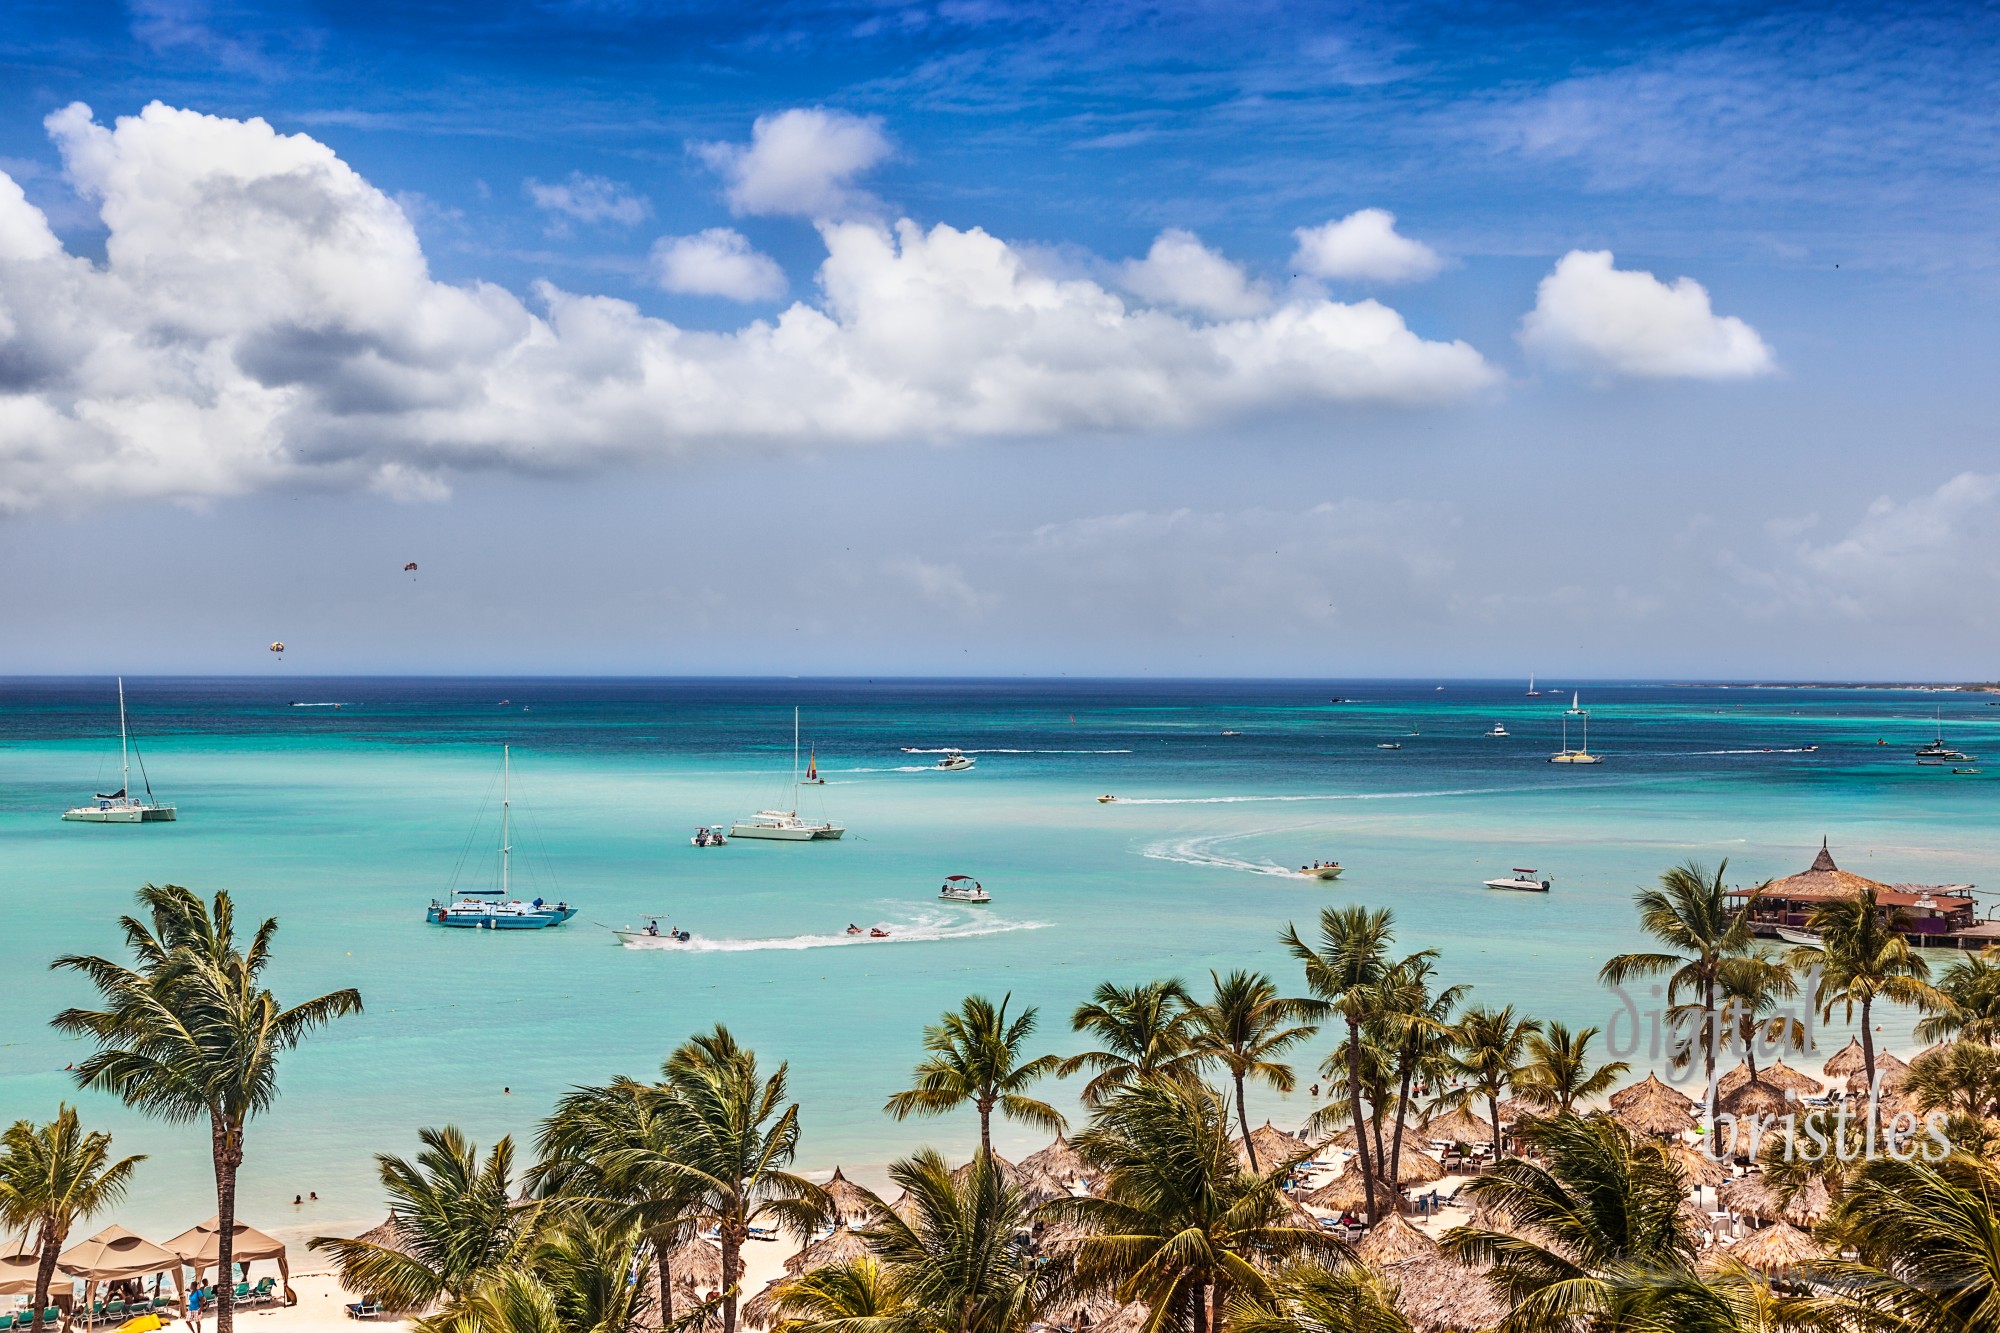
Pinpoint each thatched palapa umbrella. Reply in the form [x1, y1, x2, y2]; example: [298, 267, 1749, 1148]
[1718, 1079, 1791, 1122]
[1728, 1220, 1822, 1274]
[1823, 1038, 1868, 1080]
[1614, 1087, 1697, 1138]
[818, 1168, 875, 1226]
[1848, 1051, 1910, 1095]
[1303, 1170, 1397, 1215]
[1096, 1304, 1152, 1333]
[1374, 1251, 1511, 1333]
[1610, 1073, 1692, 1113]
[1781, 1177, 1833, 1228]
[1756, 1060, 1824, 1096]
[783, 1225, 870, 1277]
[1416, 1107, 1490, 1147]
[1717, 1175, 1783, 1223]
[1394, 1148, 1445, 1187]
[1237, 1121, 1311, 1170]
[741, 1277, 787, 1330]
[664, 1238, 730, 1290]
[1022, 1133, 1091, 1186]
[1666, 1141, 1729, 1189]
[1354, 1214, 1436, 1266]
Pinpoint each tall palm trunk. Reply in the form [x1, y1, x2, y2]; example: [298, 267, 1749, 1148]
[1486, 1091, 1502, 1162]
[977, 1096, 994, 1159]
[654, 1244, 674, 1330]
[1860, 997, 1878, 1127]
[719, 1222, 742, 1333]
[1387, 1048, 1416, 1194]
[1233, 1073, 1257, 1173]
[1190, 1282, 1208, 1333]
[30, 1223, 58, 1333]
[213, 1118, 244, 1333]
[1343, 1016, 1376, 1220]
[1701, 976, 1719, 1142]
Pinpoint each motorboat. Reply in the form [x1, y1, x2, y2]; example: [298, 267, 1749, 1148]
[1299, 862, 1344, 880]
[1549, 693, 1604, 765]
[429, 890, 577, 929]
[1485, 723, 1509, 737]
[1098, 794, 1118, 803]
[1220, 729, 1241, 736]
[1955, 767, 1983, 776]
[63, 678, 177, 823]
[934, 749, 976, 771]
[615, 920, 691, 943]
[1377, 742, 1402, 751]
[1483, 868, 1552, 892]
[940, 875, 990, 903]
[428, 746, 575, 929]
[1774, 925, 1822, 947]
[690, 825, 729, 847]
[731, 708, 846, 840]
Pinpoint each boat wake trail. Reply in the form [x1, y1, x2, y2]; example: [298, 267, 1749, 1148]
[1144, 832, 1297, 879]
[899, 748, 1134, 755]
[616, 910, 1050, 953]
[1116, 786, 1503, 805]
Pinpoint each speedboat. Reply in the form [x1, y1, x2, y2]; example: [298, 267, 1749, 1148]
[1485, 724, 1509, 737]
[1955, 767, 1983, 776]
[1483, 868, 1552, 892]
[691, 825, 729, 847]
[1774, 925, 1822, 947]
[934, 749, 975, 771]
[940, 875, 990, 903]
[427, 747, 576, 928]
[615, 921, 691, 943]
[1220, 730, 1241, 736]
[1098, 794, 1118, 803]
[1300, 862, 1344, 880]
[429, 890, 576, 929]
[731, 708, 846, 840]
[1377, 742, 1402, 751]
[63, 678, 176, 823]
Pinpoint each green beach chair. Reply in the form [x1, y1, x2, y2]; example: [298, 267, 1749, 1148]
[233, 1284, 251, 1303]
[1, 1311, 17, 1330]
[105, 1301, 126, 1318]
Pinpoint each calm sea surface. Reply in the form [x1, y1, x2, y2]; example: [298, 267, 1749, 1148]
[3, 677, 1995, 1241]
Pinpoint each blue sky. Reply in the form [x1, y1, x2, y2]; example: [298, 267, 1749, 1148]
[1, 1, 1997, 676]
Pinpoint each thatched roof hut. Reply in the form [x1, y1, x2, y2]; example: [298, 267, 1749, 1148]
[741, 1277, 788, 1330]
[1375, 1252, 1512, 1333]
[1417, 1107, 1491, 1147]
[1237, 1121, 1312, 1169]
[1354, 1214, 1437, 1265]
[1666, 1142, 1729, 1188]
[1303, 1170, 1398, 1214]
[1610, 1073, 1692, 1113]
[1096, 1304, 1152, 1333]
[1717, 1175, 1783, 1223]
[1395, 1148, 1446, 1187]
[1755, 1060, 1824, 1096]
[947, 1153, 1067, 1205]
[819, 1168, 876, 1225]
[1022, 1133, 1092, 1186]
[1728, 1220, 1822, 1274]
[1718, 1079, 1791, 1121]
[783, 1225, 870, 1277]
[1823, 1038, 1868, 1079]
[1613, 1089, 1697, 1138]
[665, 1237, 732, 1289]
[352, 1216, 412, 1251]
[1781, 1176, 1833, 1228]
[1847, 1051, 1911, 1095]
[1494, 1097, 1548, 1125]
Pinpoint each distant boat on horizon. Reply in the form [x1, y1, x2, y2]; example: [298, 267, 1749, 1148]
[1526, 675, 1540, 697]
[63, 677, 176, 823]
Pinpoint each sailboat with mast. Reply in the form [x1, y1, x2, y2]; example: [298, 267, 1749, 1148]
[63, 678, 176, 822]
[730, 708, 846, 840]
[1548, 692, 1604, 765]
[427, 746, 576, 928]
[1526, 674, 1541, 697]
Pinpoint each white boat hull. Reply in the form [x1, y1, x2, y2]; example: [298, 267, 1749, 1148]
[1774, 926, 1822, 946]
[63, 804, 176, 822]
[1484, 878, 1551, 892]
[730, 821, 845, 840]
[940, 892, 990, 903]
[1548, 753, 1604, 765]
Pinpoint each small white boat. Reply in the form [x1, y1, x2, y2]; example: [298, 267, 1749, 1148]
[1484, 868, 1552, 892]
[934, 749, 975, 771]
[1097, 794, 1118, 803]
[939, 875, 990, 903]
[1526, 675, 1541, 697]
[1548, 693, 1604, 765]
[1774, 925, 1822, 947]
[1485, 723, 1509, 737]
[616, 920, 692, 944]
[63, 678, 176, 823]
[1377, 742, 1402, 751]
[1299, 862, 1344, 880]
[690, 825, 729, 847]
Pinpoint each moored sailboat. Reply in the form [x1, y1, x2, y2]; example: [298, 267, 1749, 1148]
[1548, 692, 1604, 765]
[63, 678, 177, 823]
[731, 708, 845, 840]
[427, 746, 575, 929]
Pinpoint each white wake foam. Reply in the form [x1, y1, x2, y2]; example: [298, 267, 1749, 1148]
[1111, 786, 1506, 805]
[1143, 832, 1300, 879]
[898, 747, 1134, 754]
[615, 909, 1049, 953]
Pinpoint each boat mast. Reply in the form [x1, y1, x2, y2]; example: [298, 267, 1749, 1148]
[501, 745, 512, 897]
[792, 706, 800, 815]
[117, 676, 130, 799]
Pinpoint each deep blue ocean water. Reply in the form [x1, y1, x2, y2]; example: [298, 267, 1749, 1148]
[3, 677, 1995, 1242]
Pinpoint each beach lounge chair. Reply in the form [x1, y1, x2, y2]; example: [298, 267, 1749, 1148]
[250, 1280, 276, 1305]
[1, 1311, 17, 1329]
[344, 1301, 380, 1320]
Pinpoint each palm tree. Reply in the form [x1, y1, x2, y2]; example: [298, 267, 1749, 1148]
[1182, 971, 1319, 1172]
[857, 1148, 1052, 1333]
[1446, 1005, 1540, 1160]
[1226, 1263, 1411, 1333]
[646, 1027, 826, 1333]
[1055, 1077, 1344, 1333]
[1902, 1040, 2000, 1121]
[885, 994, 1065, 1158]
[1282, 906, 1394, 1221]
[752, 1257, 904, 1333]
[0, 1107, 144, 1333]
[1061, 979, 1197, 1107]
[311, 1126, 530, 1310]
[1367, 953, 1461, 1198]
[531, 1077, 704, 1329]
[1818, 1152, 2000, 1332]
[1599, 861, 1757, 1130]
[1704, 954, 1805, 1079]
[1786, 889, 1941, 1113]
[1514, 1023, 1628, 1117]
[1443, 1113, 1698, 1333]
[53, 884, 363, 1333]
[416, 1217, 646, 1333]
[1917, 948, 2000, 1046]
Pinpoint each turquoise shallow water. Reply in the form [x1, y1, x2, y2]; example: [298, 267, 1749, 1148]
[2, 677, 1996, 1243]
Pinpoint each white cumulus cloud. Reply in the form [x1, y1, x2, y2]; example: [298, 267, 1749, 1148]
[524, 172, 650, 229]
[650, 228, 787, 302]
[1519, 249, 1774, 380]
[695, 108, 891, 219]
[1291, 209, 1444, 283]
[1118, 229, 1271, 318]
[0, 101, 1496, 515]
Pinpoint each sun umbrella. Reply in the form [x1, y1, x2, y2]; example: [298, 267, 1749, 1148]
[163, 1216, 289, 1300]
[1614, 1091, 1697, 1138]
[1, 1251, 42, 1298]
[1374, 1251, 1511, 1333]
[1394, 1149, 1445, 1186]
[1718, 1079, 1790, 1121]
[783, 1226, 870, 1277]
[1756, 1060, 1824, 1096]
[1610, 1073, 1693, 1113]
[1416, 1107, 1490, 1147]
[1022, 1134, 1092, 1186]
[818, 1168, 876, 1226]
[1666, 1142, 1730, 1188]
[57, 1227, 179, 1283]
[1354, 1215, 1437, 1265]
[1717, 1175, 1783, 1223]
[1237, 1121, 1311, 1170]
[1303, 1170, 1398, 1215]
[1781, 1177, 1833, 1228]
[1822, 1038, 1869, 1079]
[1728, 1221, 1822, 1274]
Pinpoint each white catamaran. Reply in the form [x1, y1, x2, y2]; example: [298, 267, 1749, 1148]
[730, 708, 846, 841]
[63, 678, 177, 822]
[1549, 692, 1605, 765]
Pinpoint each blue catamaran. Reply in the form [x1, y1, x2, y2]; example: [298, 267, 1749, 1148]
[427, 745, 576, 930]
